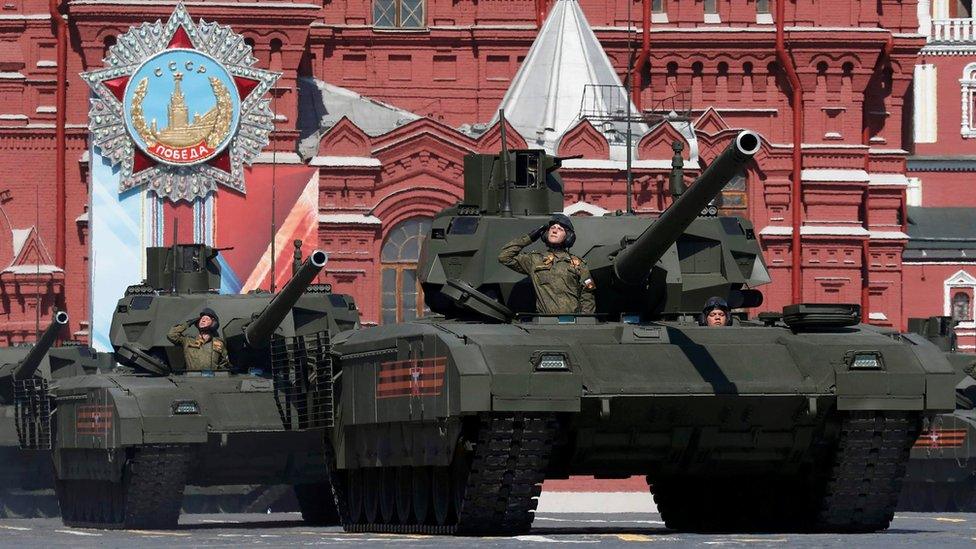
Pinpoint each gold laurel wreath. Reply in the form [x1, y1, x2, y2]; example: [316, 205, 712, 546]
[207, 77, 233, 149]
[130, 77, 156, 147]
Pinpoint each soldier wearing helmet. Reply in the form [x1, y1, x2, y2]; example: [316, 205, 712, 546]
[498, 214, 596, 315]
[700, 296, 732, 327]
[167, 307, 231, 372]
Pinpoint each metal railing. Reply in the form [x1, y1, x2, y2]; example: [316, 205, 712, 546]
[269, 331, 334, 430]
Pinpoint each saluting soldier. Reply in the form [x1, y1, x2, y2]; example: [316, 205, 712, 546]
[498, 214, 596, 315]
[167, 307, 231, 372]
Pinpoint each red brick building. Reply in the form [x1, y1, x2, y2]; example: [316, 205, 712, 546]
[0, 0, 967, 341]
[904, 0, 976, 350]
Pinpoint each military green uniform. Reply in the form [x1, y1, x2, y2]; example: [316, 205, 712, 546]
[498, 234, 596, 314]
[167, 320, 230, 372]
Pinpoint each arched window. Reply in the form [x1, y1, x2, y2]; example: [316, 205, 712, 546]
[962, 62, 976, 138]
[380, 217, 431, 324]
[953, 291, 972, 322]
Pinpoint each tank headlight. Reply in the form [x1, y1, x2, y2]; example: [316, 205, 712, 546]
[536, 352, 570, 371]
[847, 351, 884, 371]
[172, 400, 200, 415]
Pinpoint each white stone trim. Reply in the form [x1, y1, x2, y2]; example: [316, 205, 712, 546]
[945, 269, 976, 328]
[801, 169, 870, 183]
[756, 13, 773, 25]
[318, 213, 383, 225]
[704, 13, 721, 24]
[869, 312, 888, 321]
[961, 62, 976, 138]
[869, 231, 910, 240]
[914, 64, 938, 143]
[759, 226, 870, 237]
[309, 156, 381, 167]
[919, 0, 932, 36]
[907, 177, 923, 206]
[253, 152, 302, 164]
[2, 265, 62, 274]
[561, 158, 701, 170]
[868, 173, 910, 186]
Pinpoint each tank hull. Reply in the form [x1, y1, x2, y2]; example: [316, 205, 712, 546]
[899, 409, 976, 511]
[42, 371, 335, 527]
[326, 318, 955, 534]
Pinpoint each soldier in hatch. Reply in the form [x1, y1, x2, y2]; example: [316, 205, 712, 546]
[167, 307, 231, 371]
[498, 214, 596, 315]
[700, 296, 732, 327]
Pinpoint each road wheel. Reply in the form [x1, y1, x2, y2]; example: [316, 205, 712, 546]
[412, 467, 431, 524]
[431, 466, 453, 526]
[394, 466, 412, 522]
[346, 470, 364, 524]
[363, 469, 380, 523]
[379, 468, 397, 523]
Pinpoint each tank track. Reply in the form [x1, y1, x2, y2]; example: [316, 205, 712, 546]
[815, 411, 920, 532]
[58, 445, 190, 529]
[651, 412, 920, 533]
[294, 482, 341, 524]
[327, 413, 555, 536]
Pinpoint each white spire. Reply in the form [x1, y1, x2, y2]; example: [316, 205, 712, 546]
[491, 0, 644, 155]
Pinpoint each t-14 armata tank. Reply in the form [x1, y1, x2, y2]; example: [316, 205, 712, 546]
[323, 129, 956, 535]
[16, 243, 359, 529]
[898, 316, 976, 511]
[0, 312, 112, 517]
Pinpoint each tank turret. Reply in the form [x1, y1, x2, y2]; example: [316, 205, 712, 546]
[419, 130, 768, 321]
[244, 251, 329, 347]
[110, 244, 354, 374]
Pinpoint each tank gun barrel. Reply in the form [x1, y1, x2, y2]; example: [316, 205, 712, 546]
[244, 251, 328, 347]
[613, 131, 761, 286]
[13, 310, 69, 381]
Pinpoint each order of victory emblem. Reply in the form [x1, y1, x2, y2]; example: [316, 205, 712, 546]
[82, 4, 279, 202]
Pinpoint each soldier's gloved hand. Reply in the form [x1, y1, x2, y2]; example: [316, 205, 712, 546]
[529, 224, 548, 242]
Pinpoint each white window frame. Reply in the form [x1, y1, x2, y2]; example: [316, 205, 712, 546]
[945, 269, 976, 329]
[961, 62, 976, 138]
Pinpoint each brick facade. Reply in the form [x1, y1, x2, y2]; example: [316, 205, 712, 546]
[0, 0, 968, 338]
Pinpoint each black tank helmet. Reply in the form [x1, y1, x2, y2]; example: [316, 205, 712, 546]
[545, 213, 576, 249]
[198, 307, 220, 333]
[699, 296, 732, 326]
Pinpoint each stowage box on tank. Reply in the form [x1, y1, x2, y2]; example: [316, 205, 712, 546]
[18, 243, 360, 529]
[322, 130, 957, 535]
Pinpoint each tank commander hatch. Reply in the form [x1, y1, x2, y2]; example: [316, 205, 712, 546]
[700, 296, 732, 327]
[498, 214, 596, 315]
[167, 307, 231, 372]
